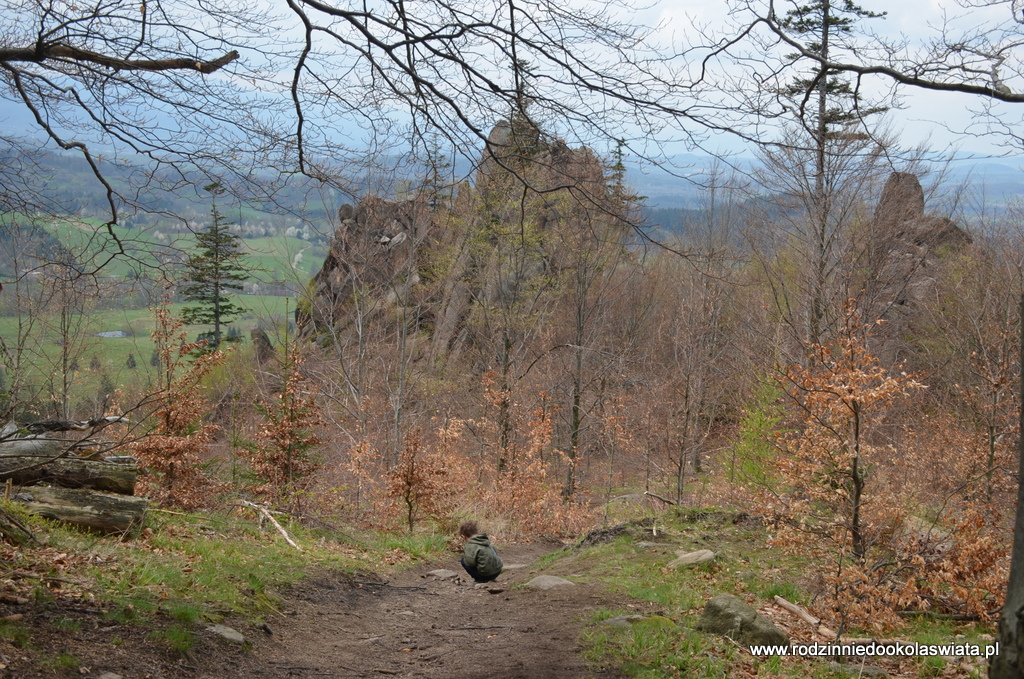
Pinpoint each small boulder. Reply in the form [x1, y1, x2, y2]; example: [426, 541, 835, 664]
[827, 663, 890, 678]
[525, 575, 576, 590]
[602, 614, 676, 629]
[98, 674, 124, 679]
[425, 569, 459, 580]
[635, 542, 665, 549]
[602, 614, 647, 628]
[667, 549, 715, 568]
[206, 624, 246, 644]
[696, 594, 788, 647]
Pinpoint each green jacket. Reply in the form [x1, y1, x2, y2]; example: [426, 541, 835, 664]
[463, 534, 503, 578]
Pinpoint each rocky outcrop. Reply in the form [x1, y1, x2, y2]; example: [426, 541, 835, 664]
[296, 194, 430, 334]
[297, 123, 621, 359]
[862, 172, 971, 359]
[867, 172, 971, 310]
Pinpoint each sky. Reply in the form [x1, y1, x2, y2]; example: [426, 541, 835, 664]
[1, 0, 1021, 173]
[636, 0, 1023, 160]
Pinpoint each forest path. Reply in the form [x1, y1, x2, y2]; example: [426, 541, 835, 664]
[207, 542, 625, 679]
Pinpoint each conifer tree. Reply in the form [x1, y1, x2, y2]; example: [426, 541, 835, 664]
[180, 183, 250, 349]
[769, 0, 888, 346]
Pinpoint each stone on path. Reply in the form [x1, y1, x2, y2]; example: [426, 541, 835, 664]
[206, 624, 246, 644]
[696, 594, 789, 647]
[97, 674, 123, 679]
[525, 575, 575, 590]
[425, 569, 459, 580]
[501, 563, 528, 570]
[667, 549, 715, 568]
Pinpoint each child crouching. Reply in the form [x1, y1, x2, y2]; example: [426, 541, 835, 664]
[458, 520, 503, 583]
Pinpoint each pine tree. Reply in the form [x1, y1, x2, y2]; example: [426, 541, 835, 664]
[181, 183, 251, 349]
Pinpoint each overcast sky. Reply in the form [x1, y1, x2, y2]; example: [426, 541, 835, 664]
[1, 0, 1021, 167]
[639, 0, 1022, 160]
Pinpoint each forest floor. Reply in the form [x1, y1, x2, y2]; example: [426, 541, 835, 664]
[0, 541, 626, 679]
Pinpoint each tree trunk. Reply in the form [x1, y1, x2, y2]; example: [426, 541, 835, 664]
[990, 294, 1024, 677]
[15, 487, 148, 534]
[0, 457, 136, 495]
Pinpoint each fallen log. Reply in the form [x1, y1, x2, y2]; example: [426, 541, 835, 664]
[0, 457, 136, 495]
[0, 438, 62, 457]
[15, 487, 147, 534]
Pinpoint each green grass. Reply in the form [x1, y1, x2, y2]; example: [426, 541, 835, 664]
[582, 609, 733, 678]
[150, 623, 196, 655]
[21, 506, 449, 635]
[548, 509, 1000, 678]
[38, 652, 80, 672]
[540, 511, 852, 678]
[53, 617, 82, 632]
[0, 619, 31, 648]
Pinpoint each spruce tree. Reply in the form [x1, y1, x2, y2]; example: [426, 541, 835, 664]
[181, 183, 250, 349]
[776, 0, 887, 345]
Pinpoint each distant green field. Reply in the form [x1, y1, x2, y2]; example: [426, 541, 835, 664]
[8, 216, 328, 281]
[0, 294, 298, 414]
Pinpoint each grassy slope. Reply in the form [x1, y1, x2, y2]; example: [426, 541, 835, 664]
[535, 510, 993, 679]
[0, 502, 448, 661]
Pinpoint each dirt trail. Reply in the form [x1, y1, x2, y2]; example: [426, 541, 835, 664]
[205, 542, 625, 679]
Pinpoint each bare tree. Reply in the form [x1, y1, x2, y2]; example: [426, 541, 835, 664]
[712, 4, 1024, 675]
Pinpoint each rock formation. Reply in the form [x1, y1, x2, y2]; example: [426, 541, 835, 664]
[297, 122, 620, 362]
[863, 172, 972, 357]
[870, 172, 971, 304]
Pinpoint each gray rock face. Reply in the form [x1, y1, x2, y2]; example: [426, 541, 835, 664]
[866, 172, 972, 358]
[298, 123, 616, 366]
[667, 549, 715, 568]
[206, 624, 246, 644]
[525, 575, 576, 590]
[695, 594, 789, 647]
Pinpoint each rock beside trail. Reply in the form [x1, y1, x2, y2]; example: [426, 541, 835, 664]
[827, 662, 890, 678]
[207, 624, 246, 644]
[525, 575, 576, 590]
[696, 594, 789, 647]
[667, 549, 715, 568]
[603, 614, 647, 627]
[425, 569, 459, 580]
[97, 674, 123, 679]
[602, 614, 675, 629]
